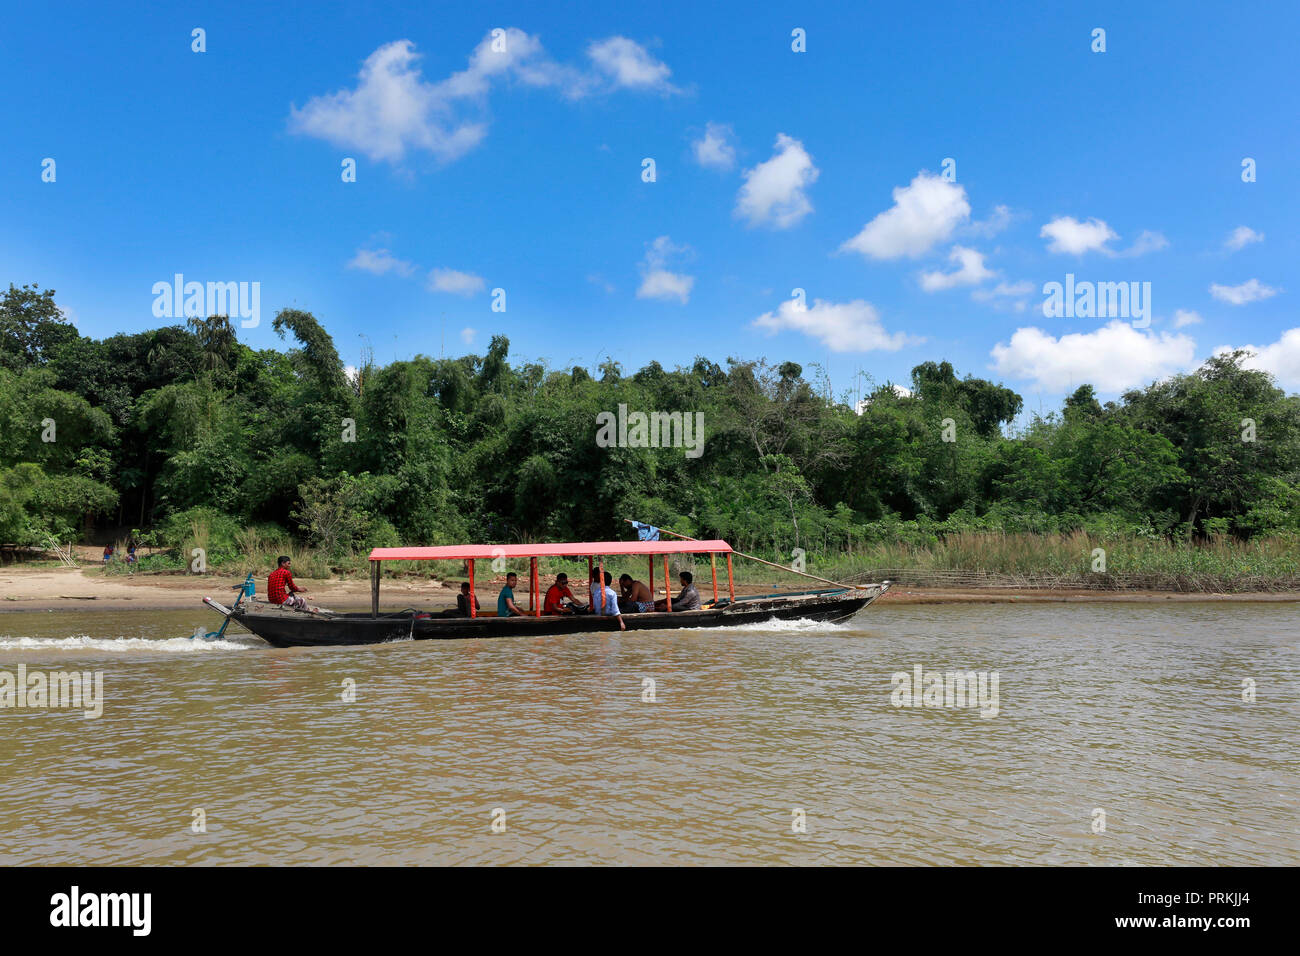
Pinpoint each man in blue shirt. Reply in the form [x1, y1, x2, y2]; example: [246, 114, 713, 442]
[589, 570, 625, 630]
[497, 572, 526, 617]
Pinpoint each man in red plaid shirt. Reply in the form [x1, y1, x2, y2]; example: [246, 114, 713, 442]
[267, 555, 308, 609]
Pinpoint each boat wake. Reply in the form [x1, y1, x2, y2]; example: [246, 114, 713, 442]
[0, 635, 253, 654]
[678, 617, 853, 634]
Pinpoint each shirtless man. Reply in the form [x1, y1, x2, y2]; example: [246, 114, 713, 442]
[618, 574, 655, 613]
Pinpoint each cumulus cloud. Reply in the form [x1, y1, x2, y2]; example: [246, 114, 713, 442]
[1039, 217, 1165, 257]
[1172, 309, 1203, 328]
[1216, 329, 1300, 389]
[587, 37, 677, 93]
[1224, 226, 1264, 252]
[460, 327, 477, 344]
[347, 247, 416, 276]
[290, 32, 678, 164]
[692, 122, 737, 170]
[636, 235, 694, 304]
[735, 133, 819, 229]
[990, 321, 1197, 392]
[1209, 278, 1280, 305]
[840, 171, 970, 260]
[428, 268, 486, 296]
[1039, 216, 1118, 255]
[751, 297, 919, 353]
[918, 246, 995, 291]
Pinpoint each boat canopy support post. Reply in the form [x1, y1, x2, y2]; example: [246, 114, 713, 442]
[530, 556, 539, 617]
[597, 556, 605, 613]
[468, 559, 476, 618]
[648, 556, 654, 601]
[370, 560, 380, 617]
[664, 555, 671, 612]
[710, 553, 718, 603]
[726, 553, 734, 602]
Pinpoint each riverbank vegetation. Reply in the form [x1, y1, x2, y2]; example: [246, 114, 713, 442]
[3, 283, 1298, 589]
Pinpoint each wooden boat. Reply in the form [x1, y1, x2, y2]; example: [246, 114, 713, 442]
[202, 539, 889, 649]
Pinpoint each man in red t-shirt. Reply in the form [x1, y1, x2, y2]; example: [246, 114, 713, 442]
[543, 573, 585, 615]
[267, 555, 308, 609]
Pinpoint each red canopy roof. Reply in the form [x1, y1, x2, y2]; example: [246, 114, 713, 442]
[368, 540, 732, 561]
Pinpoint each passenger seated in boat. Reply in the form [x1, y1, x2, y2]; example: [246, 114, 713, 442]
[654, 571, 701, 611]
[268, 555, 309, 609]
[456, 582, 480, 616]
[543, 573, 586, 615]
[618, 574, 654, 613]
[497, 572, 526, 617]
[589, 570, 626, 630]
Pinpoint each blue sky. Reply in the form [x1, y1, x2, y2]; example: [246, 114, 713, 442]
[2, 0, 1296, 413]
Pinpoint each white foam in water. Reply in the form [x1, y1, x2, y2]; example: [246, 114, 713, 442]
[679, 617, 852, 634]
[0, 635, 252, 653]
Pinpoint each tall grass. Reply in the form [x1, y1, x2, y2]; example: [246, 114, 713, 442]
[810, 532, 1300, 592]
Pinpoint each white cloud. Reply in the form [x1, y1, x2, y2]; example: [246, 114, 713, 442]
[636, 235, 694, 304]
[735, 133, 819, 229]
[1040, 217, 1165, 257]
[692, 122, 736, 170]
[291, 39, 486, 163]
[428, 268, 486, 296]
[1209, 278, 1280, 305]
[918, 246, 995, 291]
[967, 204, 1014, 238]
[1040, 216, 1118, 255]
[586, 37, 677, 93]
[840, 171, 970, 260]
[1224, 226, 1264, 251]
[752, 297, 919, 353]
[1217, 329, 1300, 388]
[347, 247, 416, 277]
[990, 321, 1197, 392]
[1172, 309, 1203, 328]
[290, 32, 678, 165]
[973, 280, 1034, 300]
[638, 270, 694, 303]
[1117, 230, 1168, 257]
[460, 327, 476, 344]
[972, 279, 1034, 312]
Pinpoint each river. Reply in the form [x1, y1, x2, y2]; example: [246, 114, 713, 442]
[0, 603, 1295, 865]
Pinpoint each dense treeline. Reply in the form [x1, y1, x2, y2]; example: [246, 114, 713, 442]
[2, 282, 1298, 560]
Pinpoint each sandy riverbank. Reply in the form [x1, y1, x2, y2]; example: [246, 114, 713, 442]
[0, 566, 1296, 613]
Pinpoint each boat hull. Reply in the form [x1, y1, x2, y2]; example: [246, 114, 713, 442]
[227, 587, 886, 648]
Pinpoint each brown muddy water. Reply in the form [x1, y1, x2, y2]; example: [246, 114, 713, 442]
[0, 604, 1295, 865]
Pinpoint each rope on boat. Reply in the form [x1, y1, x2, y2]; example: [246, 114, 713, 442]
[624, 519, 858, 590]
